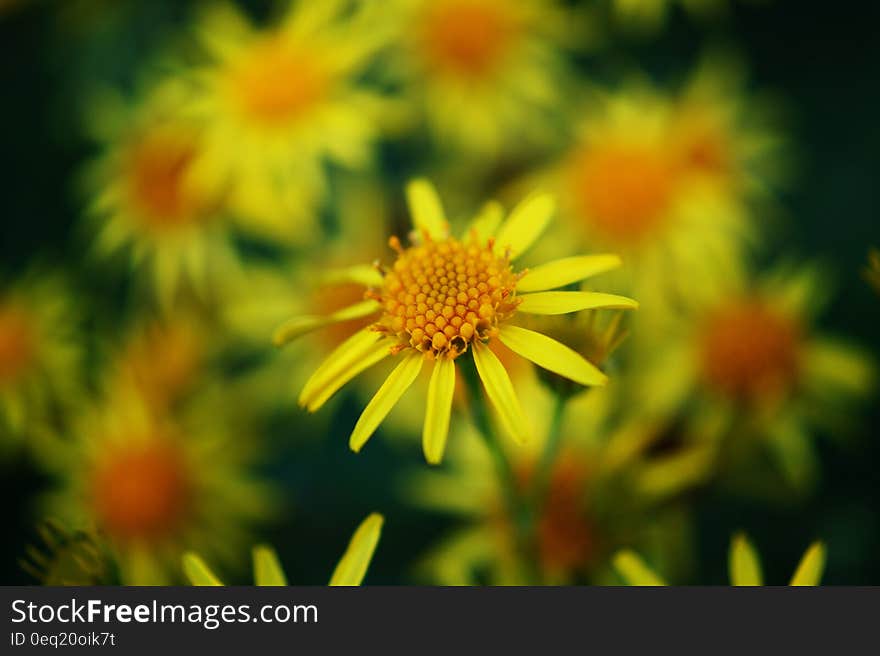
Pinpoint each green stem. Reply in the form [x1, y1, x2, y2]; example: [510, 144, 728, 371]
[460, 357, 536, 583]
[530, 393, 567, 509]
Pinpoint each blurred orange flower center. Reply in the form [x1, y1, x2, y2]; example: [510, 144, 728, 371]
[375, 236, 520, 358]
[228, 37, 327, 127]
[418, 0, 517, 78]
[699, 298, 802, 400]
[91, 440, 192, 543]
[126, 129, 212, 230]
[535, 460, 596, 573]
[0, 302, 36, 385]
[676, 114, 731, 178]
[568, 142, 679, 245]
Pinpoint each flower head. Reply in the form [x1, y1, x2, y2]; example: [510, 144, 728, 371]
[0, 273, 82, 448]
[388, 0, 575, 157]
[45, 384, 274, 584]
[275, 180, 636, 464]
[185, 0, 389, 243]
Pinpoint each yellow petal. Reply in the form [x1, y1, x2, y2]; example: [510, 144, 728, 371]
[517, 254, 622, 292]
[494, 193, 555, 260]
[329, 513, 384, 586]
[320, 264, 383, 288]
[304, 341, 391, 413]
[273, 300, 380, 347]
[253, 545, 288, 586]
[299, 328, 385, 410]
[465, 200, 503, 242]
[349, 352, 423, 452]
[612, 550, 667, 586]
[182, 552, 224, 586]
[472, 342, 531, 444]
[423, 357, 456, 465]
[517, 291, 638, 315]
[789, 542, 826, 586]
[729, 533, 763, 586]
[498, 325, 607, 386]
[406, 178, 447, 240]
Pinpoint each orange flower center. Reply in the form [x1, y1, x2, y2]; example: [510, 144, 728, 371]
[675, 113, 731, 179]
[374, 235, 520, 358]
[417, 0, 517, 78]
[227, 37, 327, 127]
[568, 142, 679, 245]
[698, 298, 802, 401]
[0, 302, 35, 386]
[91, 440, 192, 543]
[126, 128, 213, 231]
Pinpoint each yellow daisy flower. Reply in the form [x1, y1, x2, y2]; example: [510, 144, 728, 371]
[386, 0, 575, 157]
[639, 263, 874, 492]
[83, 82, 239, 310]
[275, 179, 637, 464]
[182, 513, 384, 586]
[544, 83, 750, 311]
[614, 532, 826, 586]
[184, 0, 388, 243]
[0, 272, 81, 448]
[44, 384, 274, 585]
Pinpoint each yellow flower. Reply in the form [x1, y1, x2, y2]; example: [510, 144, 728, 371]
[0, 273, 82, 449]
[387, 0, 575, 157]
[639, 263, 874, 492]
[184, 0, 388, 243]
[44, 384, 274, 584]
[614, 532, 826, 585]
[182, 513, 384, 586]
[275, 179, 637, 464]
[544, 83, 750, 311]
[83, 82, 240, 310]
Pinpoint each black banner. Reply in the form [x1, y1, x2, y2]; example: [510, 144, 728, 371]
[1, 586, 876, 653]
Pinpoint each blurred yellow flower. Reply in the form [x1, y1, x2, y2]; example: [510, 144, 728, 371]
[640, 263, 874, 492]
[182, 513, 384, 586]
[45, 384, 274, 584]
[275, 180, 636, 464]
[0, 273, 81, 450]
[387, 0, 574, 157]
[614, 532, 825, 585]
[671, 54, 788, 214]
[83, 82, 240, 310]
[184, 0, 388, 243]
[545, 84, 750, 310]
